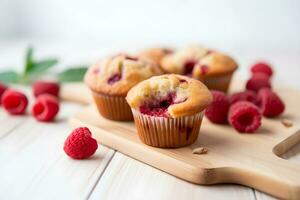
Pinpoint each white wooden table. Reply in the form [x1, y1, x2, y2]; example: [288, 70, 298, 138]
[1, 41, 300, 200]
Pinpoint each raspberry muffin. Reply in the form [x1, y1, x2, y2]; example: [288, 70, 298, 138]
[84, 54, 162, 121]
[161, 46, 238, 92]
[126, 74, 212, 148]
[138, 47, 173, 66]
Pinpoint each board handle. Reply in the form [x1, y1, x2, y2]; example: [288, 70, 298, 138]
[213, 155, 300, 200]
[218, 128, 300, 199]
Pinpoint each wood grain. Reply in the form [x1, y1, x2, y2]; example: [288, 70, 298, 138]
[255, 142, 300, 200]
[0, 103, 115, 199]
[90, 152, 256, 200]
[0, 111, 27, 139]
[70, 87, 300, 199]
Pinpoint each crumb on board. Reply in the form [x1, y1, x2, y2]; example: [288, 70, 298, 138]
[281, 118, 293, 128]
[192, 147, 209, 155]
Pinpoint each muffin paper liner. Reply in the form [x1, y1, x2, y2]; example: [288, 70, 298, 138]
[92, 92, 133, 121]
[132, 109, 204, 148]
[202, 73, 233, 93]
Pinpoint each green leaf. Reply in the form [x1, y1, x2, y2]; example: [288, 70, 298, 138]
[57, 66, 88, 82]
[29, 58, 59, 74]
[0, 70, 19, 83]
[24, 46, 34, 73]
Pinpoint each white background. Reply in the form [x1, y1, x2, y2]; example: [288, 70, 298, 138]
[0, 0, 300, 87]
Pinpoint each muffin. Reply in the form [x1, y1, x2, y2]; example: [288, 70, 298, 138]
[160, 46, 238, 92]
[126, 74, 212, 148]
[138, 47, 173, 66]
[84, 54, 162, 121]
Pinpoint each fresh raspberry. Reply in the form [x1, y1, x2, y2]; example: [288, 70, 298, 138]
[33, 81, 60, 98]
[251, 62, 273, 77]
[205, 90, 230, 124]
[1, 89, 28, 115]
[32, 94, 60, 122]
[257, 88, 285, 117]
[0, 82, 8, 105]
[229, 90, 257, 105]
[246, 73, 271, 92]
[63, 127, 98, 159]
[228, 101, 261, 133]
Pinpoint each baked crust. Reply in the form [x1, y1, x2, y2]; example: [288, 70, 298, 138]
[126, 74, 212, 118]
[160, 46, 238, 77]
[193, 52, 238, 77]
[84, 55, 162, 96]
[138, 47, 173, 65]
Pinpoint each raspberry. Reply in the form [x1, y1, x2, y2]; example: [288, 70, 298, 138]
[0, 82, 8, 105]
[205, 90, 230, 124]
[139, 92, 179, 117]
[228, 101, 261, 133]
[63, 127, 98, 159]
[107, 74, 122, 85]
[229, 90, 257, 105]
[125, 55, 138, 61]
[32, 94, 60, 122]
[183, 59, 197, 76]
[198, 64, 209, 75]
[257, 88, 285, 117]
[33, 81, 60, 98]
[251, 62, 273, 77]
[246, 73, 271, 92]
[1, 89, 28, 115]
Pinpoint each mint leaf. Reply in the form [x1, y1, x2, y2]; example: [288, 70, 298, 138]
[29, 59, 59, 74]
[58, 66, 88, 82]
[0, 70, 19, 83]
[24, 47, 34, 73]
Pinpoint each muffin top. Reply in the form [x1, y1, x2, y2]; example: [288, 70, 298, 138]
[138, 47, 173, 65]
[84, 55, 162, 96]
[126, 74, 212, 118]
[160, 46, 238, 77]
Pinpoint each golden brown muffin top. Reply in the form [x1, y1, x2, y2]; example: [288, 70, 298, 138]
[126, 74, 212, 118]
[160, 46, 238, 77]
[138, 47, 173, 65]
[84, 55, 162, 96]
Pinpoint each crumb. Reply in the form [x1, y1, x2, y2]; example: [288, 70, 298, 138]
[281, 118, 293, 128]
[192, 147, 209, 155]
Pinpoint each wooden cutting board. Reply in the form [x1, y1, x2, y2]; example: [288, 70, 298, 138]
[66, 81, 300, 200]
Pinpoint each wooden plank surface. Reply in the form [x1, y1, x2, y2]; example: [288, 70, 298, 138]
[0, 102, 115, 199]
[89, 152, 256, 200]
[255, 142, 300, 200]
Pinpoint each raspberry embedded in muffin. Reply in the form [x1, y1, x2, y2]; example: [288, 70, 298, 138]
[160, 46, 209, 75]
[92, 68, 100, 74]
[183, 59, 197, 76]
[139, 92, 175, 117]
[107, 73, 122, 85]
[193, 52, 238, 77]
[84, 54, 162, 96]
[84, 54, 163, 121]
[124, 55, 138, 61]
[160, 46, 238, 78]
[199, 64, 209, 75]
[126, 74, 212, 118]
[139, 91, 188, 117]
